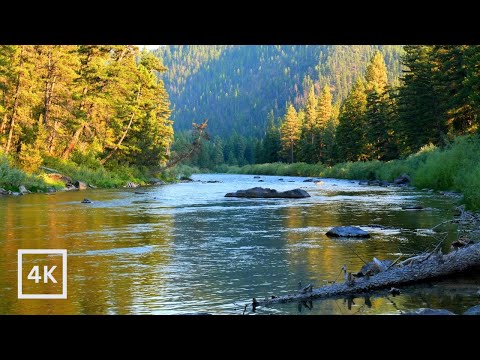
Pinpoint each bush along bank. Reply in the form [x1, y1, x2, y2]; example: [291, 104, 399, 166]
[0, 155, 201, 196]
[218, 135, 480, 210]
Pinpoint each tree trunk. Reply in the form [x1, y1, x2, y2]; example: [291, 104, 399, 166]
[5, 46, 25, 154]
[100, 86, 142, 165]
[62, 124, 85, 159]
[100, 112, 135, 165]
[252, 243, 480, 308]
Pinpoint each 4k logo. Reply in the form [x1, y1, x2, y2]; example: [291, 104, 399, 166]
[18, 249, 67, 299]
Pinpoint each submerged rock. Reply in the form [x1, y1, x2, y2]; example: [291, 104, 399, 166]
[394, 173, 411, 185]
[179, 177, 193, 183]
[404, 308, 455, 315]
[148, 177, 165, 185]
[303, 179, 314, 182]
[81, 198, 93, 204]
[225, 187, 310, 199]
[326, 226, 370, 238]
[253, 176, 261, 179]
[402, 205, 424, 210]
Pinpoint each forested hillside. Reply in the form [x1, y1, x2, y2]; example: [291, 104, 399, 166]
[155, 45, 403, 137]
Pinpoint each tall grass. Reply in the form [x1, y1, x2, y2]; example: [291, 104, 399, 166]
[218, 136, 480, 210]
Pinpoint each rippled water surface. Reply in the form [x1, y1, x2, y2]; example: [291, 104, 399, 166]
[1, 174, 479, 314]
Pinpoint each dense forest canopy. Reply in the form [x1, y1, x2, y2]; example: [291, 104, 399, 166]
[0, 45, 174, 173]
[167, 45, 480, 170]
[154, 45, 404, 137]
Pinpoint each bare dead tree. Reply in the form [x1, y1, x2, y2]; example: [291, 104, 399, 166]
[163, 119, 209, 170]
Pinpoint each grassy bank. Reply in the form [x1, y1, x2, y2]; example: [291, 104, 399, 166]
[0, 154, 200, 193]
[217, 135, 480, 210]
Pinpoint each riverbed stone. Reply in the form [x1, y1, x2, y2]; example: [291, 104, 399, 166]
[0, 188, 8, 195]
[19, 185, 30, 194]
[74, 181, 87, 190]
[394, 173, 411, 185]
[326, 226, 370, 238]
[403, 308, 455, 315]
[463, 305, 480, 315]
[225, 187, 310, 199]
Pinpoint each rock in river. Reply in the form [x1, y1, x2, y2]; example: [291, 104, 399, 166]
[19, 185, 30, 194]
[74, 180, 87, 190]
[394, 173, 411, 185]
[225, 187, 310, 199]
[326, 226, 370, 238]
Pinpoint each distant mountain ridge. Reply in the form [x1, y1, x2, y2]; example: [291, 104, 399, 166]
[154, 45, 404, 137]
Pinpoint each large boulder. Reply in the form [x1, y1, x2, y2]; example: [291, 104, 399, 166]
[463, 305, 480, 315]
[225, 187, 310, 199]
[403, 308, 455, 315]
[394, 173, 411, 185]
[148, 178, 165, 185]
[74, 180, 87, 190]
[326, 226, 370, 238]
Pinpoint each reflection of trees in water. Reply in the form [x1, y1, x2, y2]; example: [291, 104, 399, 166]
[0, 194, 174, 314]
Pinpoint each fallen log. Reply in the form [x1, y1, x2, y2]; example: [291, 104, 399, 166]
[252, 242, 480, 308]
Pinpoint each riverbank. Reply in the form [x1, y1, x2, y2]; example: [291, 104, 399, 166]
[0, 155, 197, 194]
[216, 135, 480, 210]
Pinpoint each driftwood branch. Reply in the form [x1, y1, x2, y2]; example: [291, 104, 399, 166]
[252, 242, 480, 308]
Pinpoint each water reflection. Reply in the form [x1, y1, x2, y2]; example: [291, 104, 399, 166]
[0, 174, 477, 314]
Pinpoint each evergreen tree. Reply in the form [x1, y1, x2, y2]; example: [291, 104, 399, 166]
[263, 110, 281, 162]
[280, 104, 301, 163]
[336, 79, 368, 162]
[298, 85, 317, 162]
[315, 85, 333, 162]
[431, 45, 476, 135]
[396, 45, 445, 155]
[365, 51, 388, 93]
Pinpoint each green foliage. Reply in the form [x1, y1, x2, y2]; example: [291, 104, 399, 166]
[222, 135, 480, 210]
[156, 45, 403, 138]
[0, 45, 174, 171]
[18, 143, 43, 173]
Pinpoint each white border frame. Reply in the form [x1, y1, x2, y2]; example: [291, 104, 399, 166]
[18, 249, 67, 299]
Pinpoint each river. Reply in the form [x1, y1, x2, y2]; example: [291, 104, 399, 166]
[1, 174, 479, 315]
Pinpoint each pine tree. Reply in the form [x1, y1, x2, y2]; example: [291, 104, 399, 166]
[315, 85, 333, 162]
[263, 110, 281, 162]
[431, 45, 476, 136]
[365, 51, 388, 93]
[298, 85, 317, 162]
[396, 45, 445, 155]
[280, 104, 301, 163]
[336, 79, 368, 162]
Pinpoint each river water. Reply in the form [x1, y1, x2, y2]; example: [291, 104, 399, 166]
[1, 174, 479, 315]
